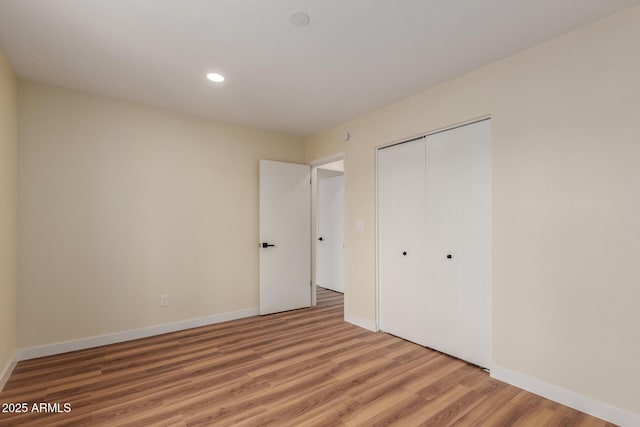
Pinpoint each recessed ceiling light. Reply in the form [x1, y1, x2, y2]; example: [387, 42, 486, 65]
[206, 73, 225, 83]
[288, 11, 310, 27]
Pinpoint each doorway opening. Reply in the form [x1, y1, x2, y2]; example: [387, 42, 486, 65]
[310, 155, 345, 307]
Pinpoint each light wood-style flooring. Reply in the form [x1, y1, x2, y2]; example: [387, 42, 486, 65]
[0, 288, 615, 426]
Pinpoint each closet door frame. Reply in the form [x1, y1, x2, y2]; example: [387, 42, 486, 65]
[375, 116, 492, 369]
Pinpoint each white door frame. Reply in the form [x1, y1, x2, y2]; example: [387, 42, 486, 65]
[309, 153, 345, 307]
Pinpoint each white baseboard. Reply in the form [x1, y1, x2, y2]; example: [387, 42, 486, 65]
[344, 312, 377, 332]
[0, 354, 17, 392]
[17, 307, 259, 361]
[491, 365, 640, 427]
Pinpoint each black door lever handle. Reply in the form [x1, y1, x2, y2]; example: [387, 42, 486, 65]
[261, 242, 275, 248]
[318, 237, 324, 241]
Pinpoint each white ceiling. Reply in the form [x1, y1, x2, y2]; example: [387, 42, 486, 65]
[1, 0, 638, 136]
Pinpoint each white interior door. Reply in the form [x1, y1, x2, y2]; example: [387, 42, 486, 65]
[377, 119, 492, 369]
[316, 172, 344, 292]
[259, 160, 311, 315]
[378, 138, 427, 345]
[425, 120, 491, 368]
[449, 120, 492, 368]
[423, 128, 459, 357]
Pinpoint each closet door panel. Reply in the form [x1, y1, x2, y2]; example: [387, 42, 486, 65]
[453, 120, 492, 368]
[378, 139, 427, 344]
[424, 129, 459, 356]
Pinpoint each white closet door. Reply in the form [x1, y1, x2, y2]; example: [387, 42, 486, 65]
[378, 119, 492, 370]
[378, 138, 427, 345]
[424, 129, 459, 357]
[424, 119, 492, 368]
[450, 120, 492, 368]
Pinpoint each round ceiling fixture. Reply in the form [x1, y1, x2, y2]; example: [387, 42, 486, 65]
[288, 11, 310, 27]
[206, 72, 225, 83]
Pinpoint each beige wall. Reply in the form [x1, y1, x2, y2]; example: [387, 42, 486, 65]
[18, 81, 304, 348]
[0, 49, 18, 378]
[306, 5, 640, 416]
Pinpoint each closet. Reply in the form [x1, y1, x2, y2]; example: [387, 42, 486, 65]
[378, 119, 492, 369]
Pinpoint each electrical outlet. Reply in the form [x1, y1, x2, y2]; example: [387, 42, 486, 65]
[160, 294, 169, 307]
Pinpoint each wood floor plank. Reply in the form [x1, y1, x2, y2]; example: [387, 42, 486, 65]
[449, 379, 521, 427]
[343, 387, 418, 426]
[0, 287, 616, 427]
[418, 388, 488, 427]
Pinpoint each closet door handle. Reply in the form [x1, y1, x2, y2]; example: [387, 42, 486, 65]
[446, 254, 452, 259]
[318, 237, 324, 241]
[402, 251, 407, 256]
